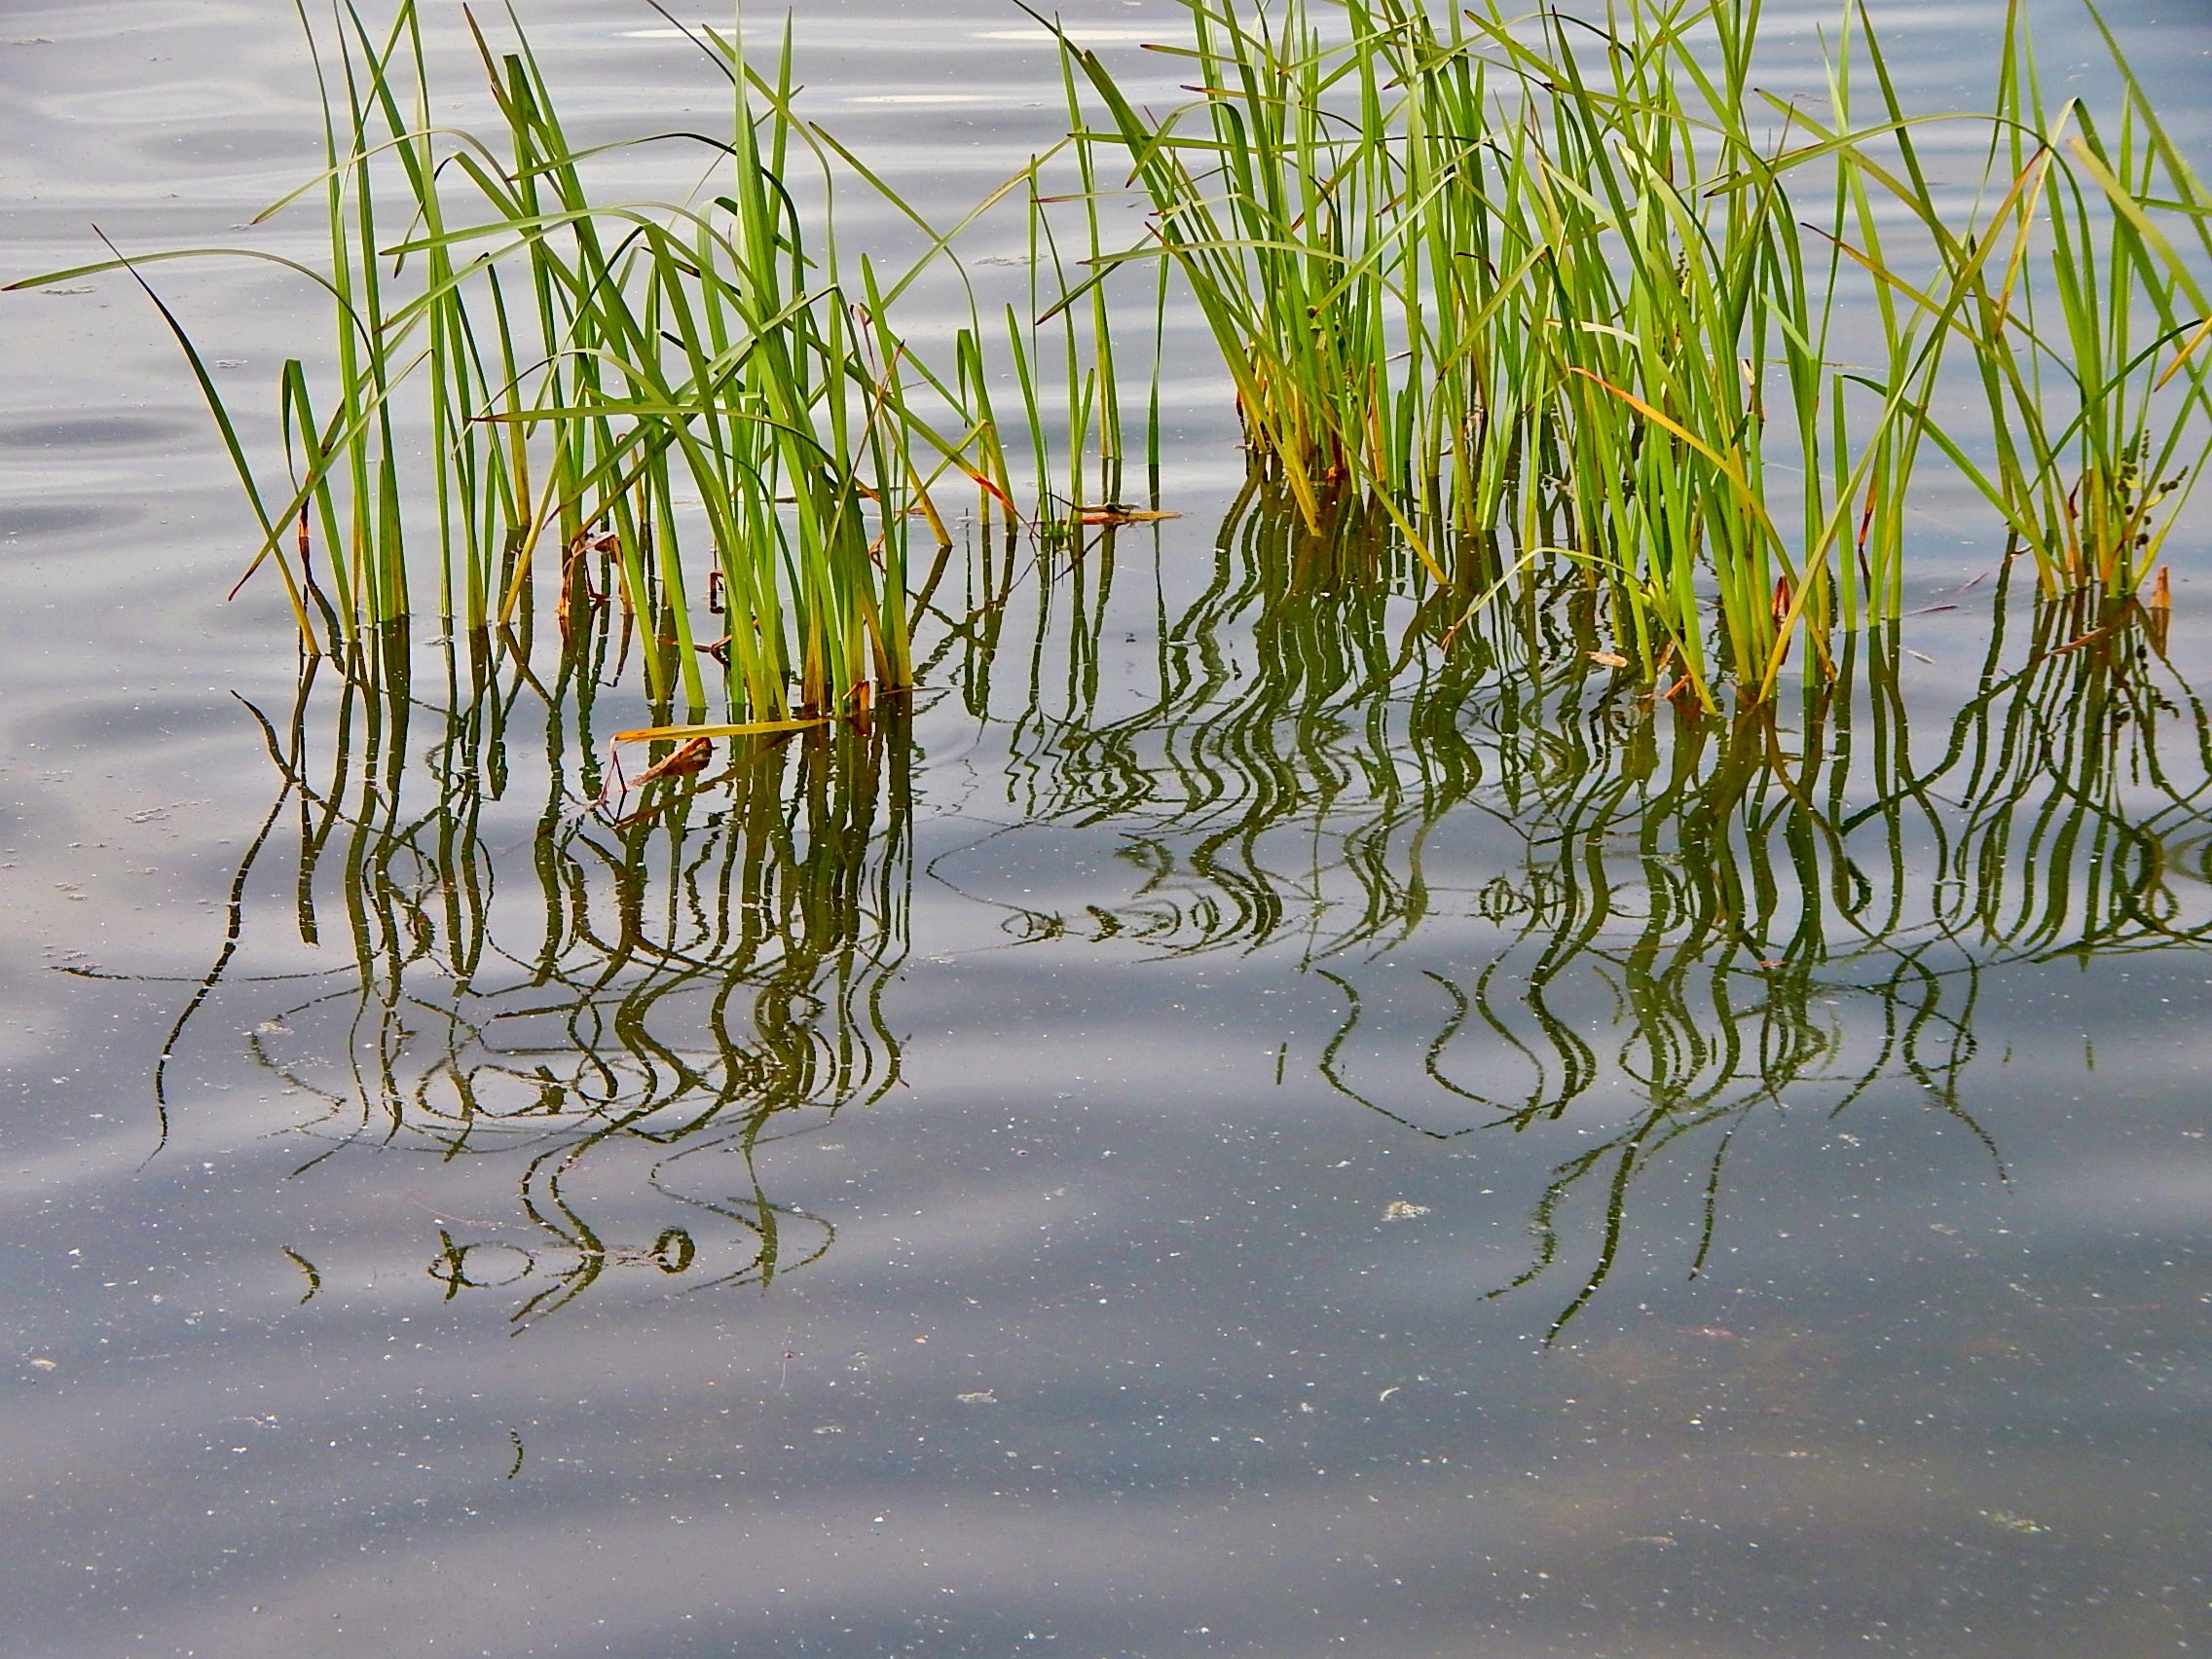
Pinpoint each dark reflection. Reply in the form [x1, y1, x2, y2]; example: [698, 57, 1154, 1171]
[177, 618, 911, 1327]
[955, 493, 2212, 1335]
[116, 489, 2212, 1337]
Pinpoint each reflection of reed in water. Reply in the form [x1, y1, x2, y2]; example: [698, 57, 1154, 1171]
[979, 484, 1517, 959]
[972, 494, 2212, 1336]
[136, 484, 2212, 1338]
[202, 624, 910, 1326]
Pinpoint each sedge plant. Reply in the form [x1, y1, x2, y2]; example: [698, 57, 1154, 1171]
[11, 1, 1019, 724]
[1043, 0, 2211, 705]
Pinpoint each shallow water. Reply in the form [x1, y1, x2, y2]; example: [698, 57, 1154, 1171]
[4, 3, 2212, 1657]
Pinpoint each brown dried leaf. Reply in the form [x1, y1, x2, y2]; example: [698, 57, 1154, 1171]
[1077, 506, 1183, 528]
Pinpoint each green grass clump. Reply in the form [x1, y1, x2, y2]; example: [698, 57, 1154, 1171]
[12, 2, 1027, 722]
[11, 0, 2207, 716]
[1048, 0, 2212, 705]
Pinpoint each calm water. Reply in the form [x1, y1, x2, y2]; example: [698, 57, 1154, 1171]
[4, 4, 2210, 1656]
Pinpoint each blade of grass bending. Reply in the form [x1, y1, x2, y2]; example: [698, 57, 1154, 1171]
[3, 247, 353, 310]
[89, 230, 318, 646]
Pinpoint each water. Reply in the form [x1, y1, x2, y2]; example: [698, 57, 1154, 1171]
[4, 3, 2211, 1656]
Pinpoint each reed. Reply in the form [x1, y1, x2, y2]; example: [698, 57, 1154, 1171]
[1044, 0, 2212, 703]
[1956, 2, 2212, 597]
[8, 2, 1026, 723]
[9, 0, 2205, 715]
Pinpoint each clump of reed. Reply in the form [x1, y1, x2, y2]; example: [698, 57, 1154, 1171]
[1047, 0, 2212, 704]
[13, 2, 1031, 723]
[11, 0, 2207, 717]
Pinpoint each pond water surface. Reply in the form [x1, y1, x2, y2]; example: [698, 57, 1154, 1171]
[4, 3, 2211, 1656]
